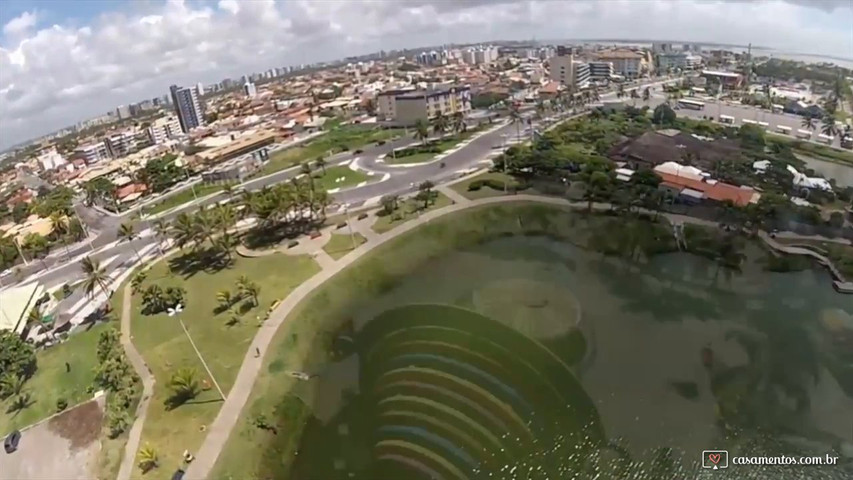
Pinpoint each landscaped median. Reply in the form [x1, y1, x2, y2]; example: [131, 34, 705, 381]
[449, 171, 523, 200]
[126, 250, 319, 480]
[371, 190, 454, 234]
[383, 127, 485, 165]
[142, 182, 232, 216]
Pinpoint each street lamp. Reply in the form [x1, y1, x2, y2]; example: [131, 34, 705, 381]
[169, 304, 225, 400]
[342, 203, 358, 252]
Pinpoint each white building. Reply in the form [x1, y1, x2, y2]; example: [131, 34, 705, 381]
[147, 116, 183, 144]
[36, 148, 67, 171]
[657, 53, 702, 72]
[588, 61, 614, 81]
[596, 50, 646, 79]
[196, 82, 205, 96]
[549, 47, 589, 88]
[243, 81, 257, 98]
[75, 141, 110, 164]
[115, 104, 132, 120]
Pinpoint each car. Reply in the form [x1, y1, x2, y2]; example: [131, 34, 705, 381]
[4, 430, 21, 453]
[170, 468, 185, 480]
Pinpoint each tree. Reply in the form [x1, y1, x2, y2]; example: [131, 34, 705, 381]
[216, 290, 234, 311]
[237, 276, 260, 307]
[452, 112, 466, 134]
[432, 111, 449, 134]
[141, 285, 165, 314]
[171, 212, 200, 251]
[0, 237, 19, 270]
[22, 233, 50, 269]
[11, 202, 28, 223]
[509, 105, 523, 142]
[820, 116, 837, 137]
[152, 219, 170, 254]
[414, 119, 430, 145]
[300, 162, 315, 192]
[8, 391, 33, 414]
[315, 156, 327, 175]
[0, 373, 26, 399]
[739, 124, 766, 150]
[380, 195, 399, 215]
[80, 256, 111, 299]
[117, 222, 142, 262]
[0, 330, 36, 380]
[131, 271, 147, 293]
[168, 367, 201, 403]
[652, 104, 676, 125]
[416, 181, 436, 209]
[137, 443, 159, 473]
[801, 116, 816, 131]
[642, 87, 651, 103]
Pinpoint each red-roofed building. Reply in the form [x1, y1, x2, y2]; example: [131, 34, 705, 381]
[656, 171, 760, 206]
[115, 183, 148, 201]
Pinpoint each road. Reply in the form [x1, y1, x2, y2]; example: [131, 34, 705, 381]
[8, 76, 681, 310]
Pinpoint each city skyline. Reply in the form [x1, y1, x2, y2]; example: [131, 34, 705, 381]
[1, 0, 852, 151]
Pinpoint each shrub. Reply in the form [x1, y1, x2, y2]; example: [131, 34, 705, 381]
[56, 397, 68, 412]
[338, 144, 350, 151]
[467, 180, 484, 191]
[287, 240, 299, 248]
[376, 140, 386, 146]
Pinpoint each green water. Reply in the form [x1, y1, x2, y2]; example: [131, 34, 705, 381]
[288, 236, 853, 479]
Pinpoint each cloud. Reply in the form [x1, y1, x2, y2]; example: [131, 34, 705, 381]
[2, 10, 37, 38]
[0, 0, 851, 150]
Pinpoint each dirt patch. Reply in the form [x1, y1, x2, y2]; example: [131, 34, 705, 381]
[47, 398, 104, 451]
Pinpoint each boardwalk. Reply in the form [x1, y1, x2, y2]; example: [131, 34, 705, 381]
[758, 230, 853, 293]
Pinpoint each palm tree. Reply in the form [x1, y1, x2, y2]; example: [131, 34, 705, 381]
[168, 367, 201, 401]
[416, 181, 435, 209]
[300, 162, 315, 192]
[216, 290, 234, 311]
[152, 219, 170, 254]
[117, 222, 142, 262]
[1, 373, 26, 397]
[315, 156, 327, 175]
[820, 116, 837, 137]
[451, 112, 466, 134]
[131, 271, 147, 293]
[49, 212, 70, 259]
[214, 204, 237, 236]
[509, 105, 522, 143]
[432, 112, 449, 135]
[137, 443, 159, 473]
[642, 87, 651, 103]
[617, 83, 625, 99]
[801, 116, 816, 132]
[8, 391, 32, 414]
[414, 119, 430, 145]
[170, 213, 198, 250]
[535, 101, 546, 120]
[237, 276, 260, 307]
[80, 256, 111, 299]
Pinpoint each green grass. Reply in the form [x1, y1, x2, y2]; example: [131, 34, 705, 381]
[384, 129, 482, 166]
[0, 321, 113, 434]
[208, 202, 597, 480]
[129, 252, 320, 480]
[450, 171, 518, 200]
[322, 232, 367, 260]
[371, 192, 454, 234]
[311, 165, 371, 191]
[260, 126, 403, 176]
[143, 183, 230, 216]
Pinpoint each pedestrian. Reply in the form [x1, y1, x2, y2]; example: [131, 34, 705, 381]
[255, 347, 260, 358]
[65, 362, 71, 373]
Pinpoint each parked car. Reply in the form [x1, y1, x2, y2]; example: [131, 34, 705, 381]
[170, 468, 185, 480]
[4, 430, 21, 453]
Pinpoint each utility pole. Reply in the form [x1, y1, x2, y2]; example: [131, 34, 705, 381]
[343, 204, 357, 251]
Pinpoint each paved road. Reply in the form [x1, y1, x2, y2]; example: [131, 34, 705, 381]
[10, 77, 681, 305]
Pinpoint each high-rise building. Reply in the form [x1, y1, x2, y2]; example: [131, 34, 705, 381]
[243, 82, 257, 98]
[196, 82, 205, 96]
[588, 61, 614, 81]
[147, 116, 183, 144]
[549, 47, 579, 87]
[116, 104, 132, 120]
[169, 84, 205, 133]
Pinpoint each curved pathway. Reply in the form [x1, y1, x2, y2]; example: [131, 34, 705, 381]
[758, 230, 853, 292]
[183, 192, 719, 479]
[117, 282, 155, 480]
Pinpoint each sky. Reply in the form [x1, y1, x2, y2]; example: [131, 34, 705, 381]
[0, 0, 852, 151]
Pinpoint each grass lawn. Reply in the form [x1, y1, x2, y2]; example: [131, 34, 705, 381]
[312, 165, 371, 191]
[259, 126, 403, 176]
[143, 183, 230, 216]
[322, 232, 367, 260]
[0, 321, 113, 435]
[371, 192, 454, 234]
[384, 128, 484, 165]
[450, 171, 518, 200]
[208, 202, 595, 480]
[128, 252, 320, 480]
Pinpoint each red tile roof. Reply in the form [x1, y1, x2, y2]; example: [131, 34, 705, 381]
[656, 172, 757, 206]
[115, 183, 147, 200]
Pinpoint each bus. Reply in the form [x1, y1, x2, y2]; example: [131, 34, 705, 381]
[677, 99, 705, 110]
[771, 104, 784, 114]
[741, 118, 757, 125]
[757, 121, 769, 129]
[719, 115, 735, 124]
[818, 134, 834, 145]
[796, 129, 812, 139]
[776, 125, 792, 135]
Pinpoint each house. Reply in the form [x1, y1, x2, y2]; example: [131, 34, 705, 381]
[608, 130, 741, 171]
[653, 161, 760, 207]
[115, 183, 148, 203]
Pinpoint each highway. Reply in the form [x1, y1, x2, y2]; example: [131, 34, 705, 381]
[9, 76, 682, 319]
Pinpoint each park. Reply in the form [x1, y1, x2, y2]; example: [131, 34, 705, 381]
[3, 103, 853, 480]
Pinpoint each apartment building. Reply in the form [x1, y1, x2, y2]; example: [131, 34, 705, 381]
[549, 46, 589, 89]
[657, 52, 702, 72]
[36, 148, 67, 171]
[376, 88, 416, 121]
[147, 116, 183, 144]
[380, 86, 471, 125]
[588, 61, 614, 81]
[103, 130, 142, 159]
[243, 81, 257, 98]
[596, 50, 646, 79]
[75, 141, 110, 164]
[170, 84, 205, 133]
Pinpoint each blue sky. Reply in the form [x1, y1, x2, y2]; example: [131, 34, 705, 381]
[0, 0, 851, 150]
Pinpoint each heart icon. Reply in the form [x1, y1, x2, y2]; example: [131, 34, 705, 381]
[708, 453, 721, 464]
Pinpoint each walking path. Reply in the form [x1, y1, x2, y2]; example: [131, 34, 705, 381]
[117, 282, 155, 480]
[437, 185, 471, 205]
[183, 193, 730, 479]
[757, 230, 853, 293]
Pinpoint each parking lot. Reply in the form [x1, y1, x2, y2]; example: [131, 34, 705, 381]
[0, 395, 105, 480]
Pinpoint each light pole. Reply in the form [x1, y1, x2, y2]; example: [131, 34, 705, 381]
[170, 305, 225, 400]
[72, 203, 96, 252]
[343, 204, 357, 251]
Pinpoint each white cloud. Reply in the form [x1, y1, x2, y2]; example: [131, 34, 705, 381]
[2, 11, 38, 38]
[0, 0, 851, 150]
